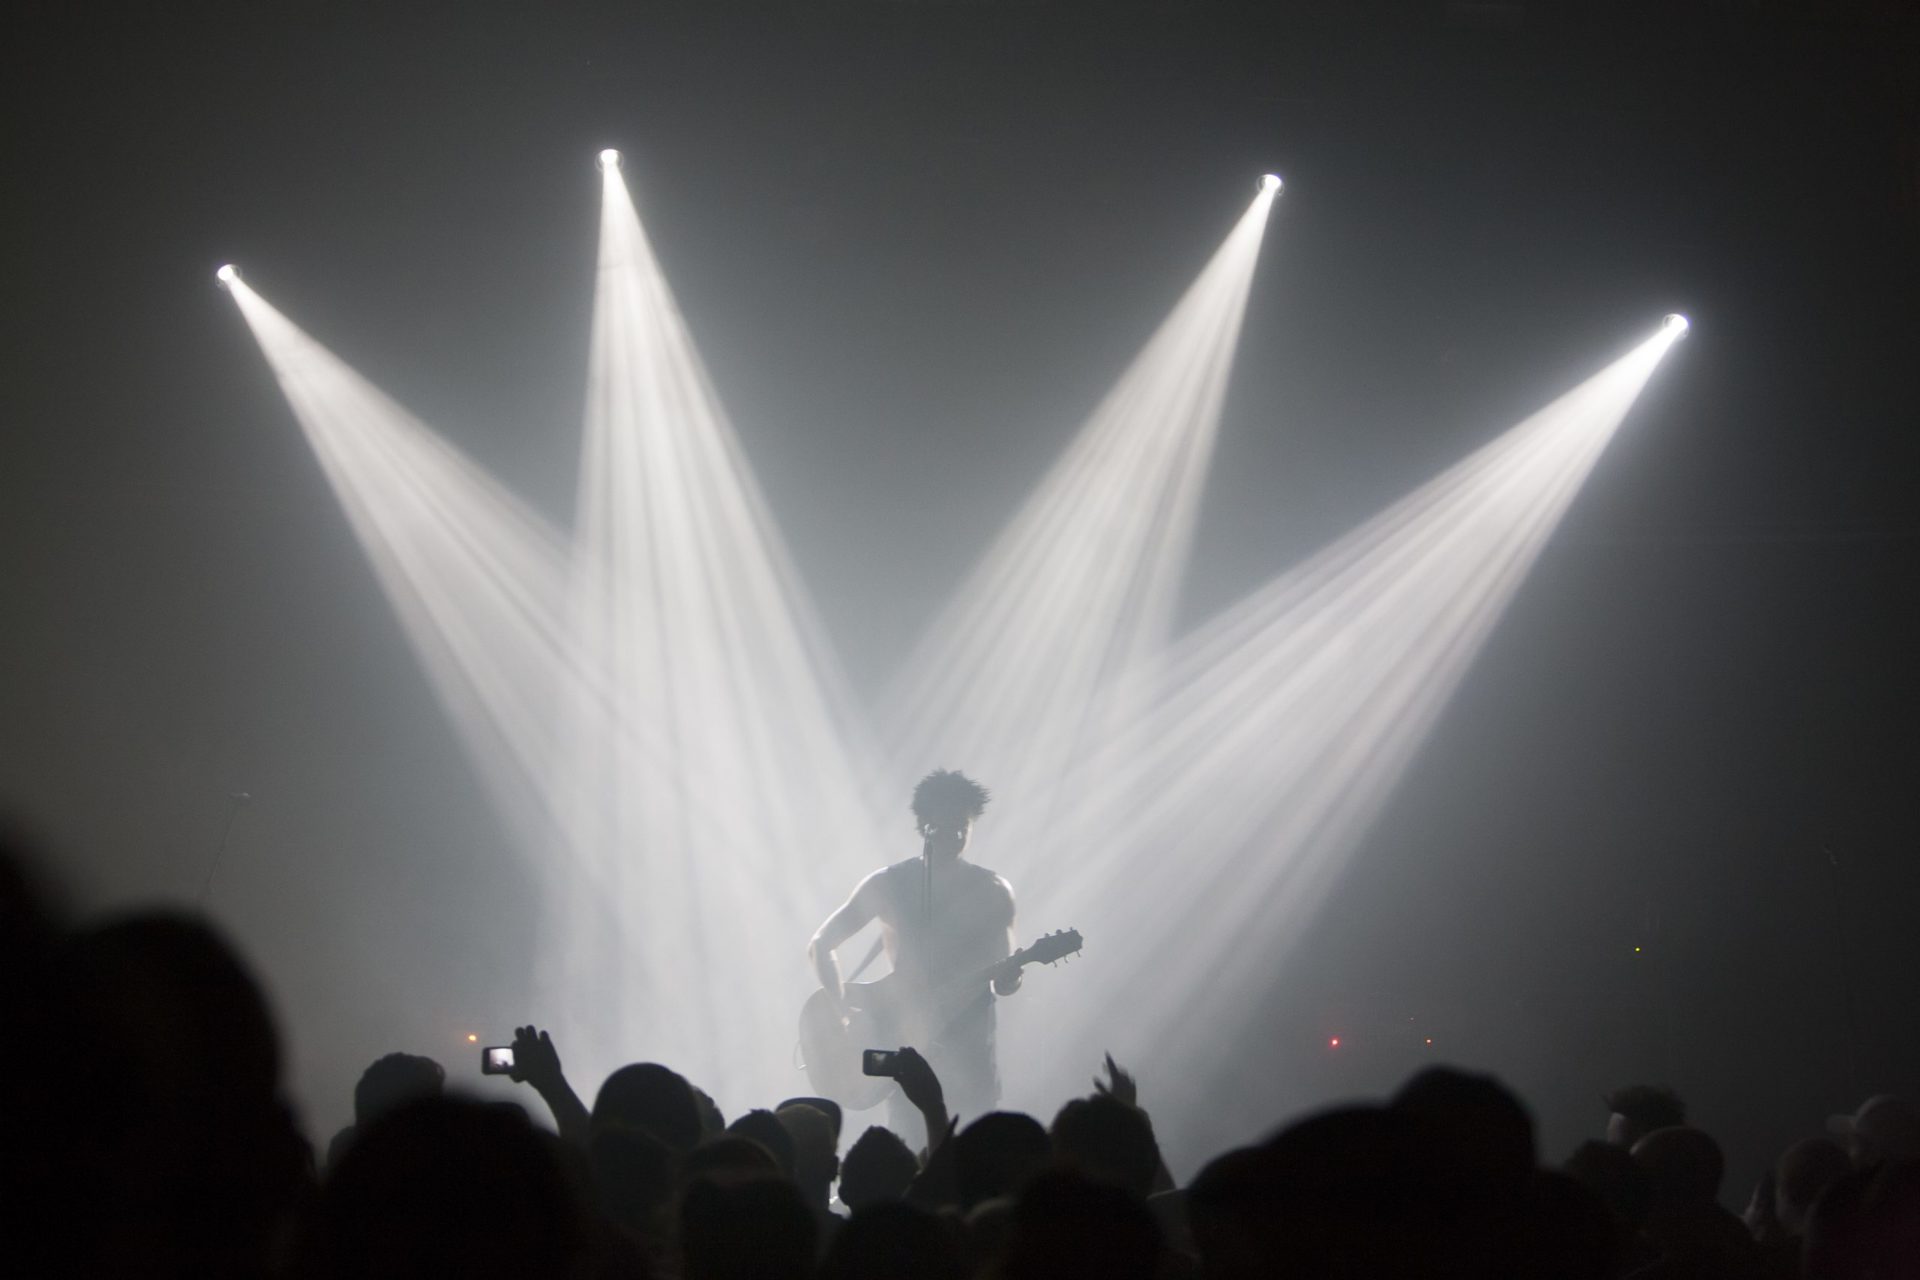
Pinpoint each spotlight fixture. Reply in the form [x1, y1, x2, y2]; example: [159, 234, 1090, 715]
[1663, 313, 1690, 336]
[598, 148, 622, 171]
[1260, 173, 1282, 193]
[215, 263, 240, 287]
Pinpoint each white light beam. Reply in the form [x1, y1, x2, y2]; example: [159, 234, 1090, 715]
[884, 183, 1281, 863]
[1000, 321, 1686, 1159]
[555, 155, 891, 1110]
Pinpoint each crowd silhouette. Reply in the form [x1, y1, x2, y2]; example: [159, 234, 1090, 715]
[5, 825, 1916, 1279]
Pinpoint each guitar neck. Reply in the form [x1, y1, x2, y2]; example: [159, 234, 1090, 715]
[968, 947, 1034, 988]
[959, 933, 1077, 991]
[888, 930, 1081, 1009]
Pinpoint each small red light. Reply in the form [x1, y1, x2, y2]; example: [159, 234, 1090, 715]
[1329, 1037, 1340, 1048]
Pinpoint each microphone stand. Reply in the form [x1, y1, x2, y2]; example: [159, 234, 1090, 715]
[921, 835, 934, 939]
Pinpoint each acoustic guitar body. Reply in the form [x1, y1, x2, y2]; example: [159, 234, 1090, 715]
[797, 978, 901, 1112]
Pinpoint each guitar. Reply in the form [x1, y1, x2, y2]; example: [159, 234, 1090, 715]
[797, 928, 1084, 1110]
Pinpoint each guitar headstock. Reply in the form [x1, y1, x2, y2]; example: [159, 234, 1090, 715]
[1019, 927, 1083, 968]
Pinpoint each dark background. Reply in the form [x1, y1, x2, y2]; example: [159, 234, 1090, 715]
[4, 0, 1916, 1187]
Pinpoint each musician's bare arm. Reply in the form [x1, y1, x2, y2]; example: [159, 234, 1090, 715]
[808, 871, 883, 1011]
[989, 873, 1022, 996]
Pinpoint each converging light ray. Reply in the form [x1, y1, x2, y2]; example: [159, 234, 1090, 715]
[999, 322, 1685, 1156]
[225, 272, 808, 1097]
[223, 276, 614, 855]
[558, 156, 891, 1109]
[883, 184, 1280, 860]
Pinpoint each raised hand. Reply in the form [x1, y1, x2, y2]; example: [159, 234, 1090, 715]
[893, 1045, 947, 1120]
[1093, 1051, 1138, 1107]
[505, 1023, 589, 1146]
[509, 1025, 563, 1092]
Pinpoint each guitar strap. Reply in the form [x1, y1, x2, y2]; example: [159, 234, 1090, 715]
[846, 934, 886, 982]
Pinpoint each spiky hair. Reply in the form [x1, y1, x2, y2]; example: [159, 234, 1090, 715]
[912, 769, 991, 824]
